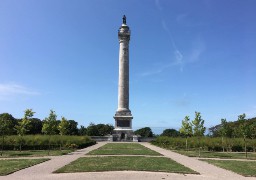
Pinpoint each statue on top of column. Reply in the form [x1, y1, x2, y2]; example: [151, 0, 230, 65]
[123, 15, 126, 24]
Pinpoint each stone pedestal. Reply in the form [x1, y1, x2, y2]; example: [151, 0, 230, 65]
[113, 114, 133, 141]
[108, 135, 113, 142]
[132, 135, 139, 142]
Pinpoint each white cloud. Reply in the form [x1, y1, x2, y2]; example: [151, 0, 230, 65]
[141, 0, 205, 77]
[188, 39, 205, 63]
[139, 38, 205, 77]
[175, 50, 184, 72]
[139, 60, 181, 77]
[0, 83, 40, 100]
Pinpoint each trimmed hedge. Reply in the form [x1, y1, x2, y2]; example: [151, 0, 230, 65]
[151, 136, 256, 152]
[1, 135, 96, 150]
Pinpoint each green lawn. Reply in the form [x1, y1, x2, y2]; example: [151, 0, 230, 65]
[55, 156, 197, 174]
[0, 150, 72, 158]
[201, 159, 256, 177]
[175, 150, 256, 160]
[0, 159, 49, 176]
[87, 143, 162, 156]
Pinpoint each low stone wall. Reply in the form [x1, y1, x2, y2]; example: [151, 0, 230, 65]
[139, 137, 156, 142]
[90, 136, 155, 142]
[90, 136, 110, 142]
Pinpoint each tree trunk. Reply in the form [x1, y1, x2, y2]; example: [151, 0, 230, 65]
[60, 135, 63, 151]
[185, 137, 188, 151]
[222, 136, 224, 152]
[198, 137, 201, 157]
[48, 135, 51, 156]
[244, 136, 247, 159]
[1, 135, 4, 156]
[19, 136, 22, 152]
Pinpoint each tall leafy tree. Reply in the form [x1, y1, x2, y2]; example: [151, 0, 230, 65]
[0, 114, 13, 156]
[28, 118, 43, 134]
[134, 127, 153, 137]
[179, 116, 192, 151]
[15, 109, 35, 151]
[192, 111, 206, 157]
[97, 124, 114, 136]
[78, 125, 87, 136]
[87, 123, 99, 136]
[86, 123, 114, 136]
[42, 110, 58, 154]
[0, 113, 16, 135]
[161, 129, 180, 137]
[67, 120, 79, 135]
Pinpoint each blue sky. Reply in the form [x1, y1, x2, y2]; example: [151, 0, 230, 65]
[1, 0, 256, 134]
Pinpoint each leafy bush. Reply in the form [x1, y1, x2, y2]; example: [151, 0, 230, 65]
[151, 136, 255, 152]
[1, 135, 96, 150]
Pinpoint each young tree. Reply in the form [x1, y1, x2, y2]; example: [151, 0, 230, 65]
[238, 113, 249, 158]
[0, 114, 12, 156]
[15, 109, 35, 151]
[192, 111, 206, 157]
[58, 117, 69, 136]
[249, 121, 256, 152]
[58, 117, 69, 150]
[179, 116, 192, 151]
[42, 110, 58, 155]
[219, 118, 228, 152]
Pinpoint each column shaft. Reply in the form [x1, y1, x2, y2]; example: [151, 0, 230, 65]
[118, 40, 129, 112]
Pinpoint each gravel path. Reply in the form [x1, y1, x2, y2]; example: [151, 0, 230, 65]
[0, 142, 107, 180]
[142, 143, 256, 180]
[0, 142, 255, 180]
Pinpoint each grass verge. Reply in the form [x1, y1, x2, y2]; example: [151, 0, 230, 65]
[201, 159, 256, 177]
[87, 143, 161, 156]
[0, 150, 72, 158]
[174, 150, 256, 160]
[55, 156, 198, 174]
[0, 159, 49, 176]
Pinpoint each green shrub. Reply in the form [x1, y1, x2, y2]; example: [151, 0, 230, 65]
[0, 135, 96, 150]
[151, 136, 254, 152]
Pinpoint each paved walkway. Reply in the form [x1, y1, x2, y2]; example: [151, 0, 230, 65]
[0, 142, 255, 180]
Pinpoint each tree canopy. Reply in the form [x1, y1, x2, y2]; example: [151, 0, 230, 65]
[209, 116, 256, 138]
[161, 129, 180, 137]
[134, 127, 153, 137]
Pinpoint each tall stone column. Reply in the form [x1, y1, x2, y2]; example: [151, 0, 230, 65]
[113, 15, 133, 140]
[117, 17, 131, 115]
